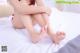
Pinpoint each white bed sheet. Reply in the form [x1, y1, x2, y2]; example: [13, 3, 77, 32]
[0, 8, 80, 53]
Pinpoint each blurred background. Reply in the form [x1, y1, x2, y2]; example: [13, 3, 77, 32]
[55, 0, 80, 13]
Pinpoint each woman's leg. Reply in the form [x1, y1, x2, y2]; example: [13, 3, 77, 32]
[12, 13, 42, 43]
[12, 14, 24, 29]
[19, 14, 42, 43]
[32, 14, 47, 27]
[12, 14, 37, 28]
[32, 13, 65, 44]
[42, 14, 65, 44]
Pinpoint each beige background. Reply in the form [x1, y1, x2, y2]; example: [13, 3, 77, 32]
[0, 4, 13, 17]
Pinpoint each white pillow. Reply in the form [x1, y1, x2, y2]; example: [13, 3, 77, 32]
[0, 4, 13, 17]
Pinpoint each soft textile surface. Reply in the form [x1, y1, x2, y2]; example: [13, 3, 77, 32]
[0, 8, 80, 53]
[57, 35, 80, 53]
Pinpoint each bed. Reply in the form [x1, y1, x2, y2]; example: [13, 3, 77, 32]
[0, 3, 80, 53]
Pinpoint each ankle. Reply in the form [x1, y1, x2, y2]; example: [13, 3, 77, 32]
[41, 25, 48, 32]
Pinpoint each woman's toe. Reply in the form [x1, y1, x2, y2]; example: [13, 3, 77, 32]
[56, 32, 65, 35]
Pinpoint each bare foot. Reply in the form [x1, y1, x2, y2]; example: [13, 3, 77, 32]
[56, 31, 65, 40]
[31, 33, 41, 43]
[41, 26, 65, 44]
[50, 32, 65, 44]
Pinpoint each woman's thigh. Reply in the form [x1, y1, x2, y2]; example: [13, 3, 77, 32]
[12, 14, 25, 29]
[12, 14, 36, 29]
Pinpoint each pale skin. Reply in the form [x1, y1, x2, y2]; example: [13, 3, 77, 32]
[8, 0, 65, 44]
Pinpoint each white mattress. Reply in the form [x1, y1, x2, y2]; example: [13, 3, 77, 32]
[0, 8, 80, 53]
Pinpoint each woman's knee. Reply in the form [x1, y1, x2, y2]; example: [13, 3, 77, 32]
[32, 14, 47, 26]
